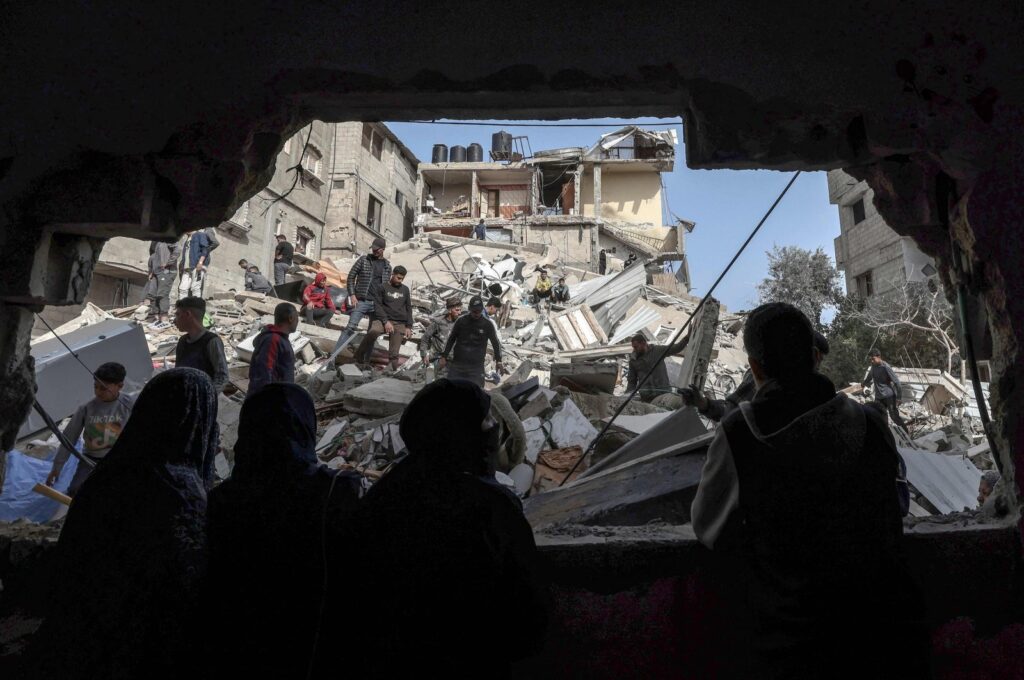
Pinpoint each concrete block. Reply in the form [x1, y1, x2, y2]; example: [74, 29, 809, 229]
[316, 419, 348, 453]
[517, 390, 553, 421]
[342, 378, 420, 417]
[339, 363, 365, 379]
[521, 417, 549, 464]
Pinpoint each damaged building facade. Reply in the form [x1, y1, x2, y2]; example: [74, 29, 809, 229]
[416, 127, 691, 287]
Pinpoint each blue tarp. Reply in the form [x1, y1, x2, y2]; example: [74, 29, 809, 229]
[0, 446, 80, 523]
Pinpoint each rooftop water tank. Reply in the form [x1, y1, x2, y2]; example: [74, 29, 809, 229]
[449, 145, 467, 162]
[492, 131, 512, 156]
[431, 144, 448, 163]
[467, 143, 484, 162]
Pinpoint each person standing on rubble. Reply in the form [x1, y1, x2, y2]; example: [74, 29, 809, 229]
[474, 217, 487, 240]
[440, 295, 503, 387]
[626, 332, 689, 402]
[145, 241, 176, 328]
[248, 302, 299, 394]
[206, 383, 362, 680]
[353, 265, 413, 369]
[273, 233, 293, 285]
[862, 348, 908, 431]
[333, 237, 392, 353]
[420, 296, 463, 374]
[690, 303, 926, 678]
[174, 296, 229, 394]
[321, 379, 548, 677]
[45, 362, 134, 497]
[301, 271, 337, 326]
[177, 229, 211, 298]
[599, 248, 608, 275]
[683, 331, 831, 421]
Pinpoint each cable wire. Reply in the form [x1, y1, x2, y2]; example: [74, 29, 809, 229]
[558, 171, 803, 486]
[34, 312, 108, 389]
[405, 120, 682, 128]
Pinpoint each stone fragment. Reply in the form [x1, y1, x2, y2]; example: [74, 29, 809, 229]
[342, 378, 420, 417]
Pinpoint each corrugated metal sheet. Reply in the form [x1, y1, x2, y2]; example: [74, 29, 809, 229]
[575, 264, 646, 308]
[899, 447, 982, 514]
[609, 306, 662, 344]
[593, 288, 640, 333]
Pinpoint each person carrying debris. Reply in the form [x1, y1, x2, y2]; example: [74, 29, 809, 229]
[552, 276, 570, 303]
[474, 217, 487, 240]
[683, 331, 831, 421]
[45, 362, 135, 497]
[419, 296, 463, 373]
[301, 271, 337, 326]
[206, 383, 362, 680]
[333, 237, 391, 353]
[862, 348, 908, 431]
[26, 368, 218, 680]
[530, 269, 553, 304]
[323, 379, 548, 677]
[440, 295, 503, 387]
[248, 302, 299, 394]
[354, 265, 413, 369]
[177, 229, 211, 298]
[174, 296, 229, 393]
[626, 333, 689, 402]
[273, 233, 294, 285]
[145, 241, 177, 328]
[691, 303, 926, 678]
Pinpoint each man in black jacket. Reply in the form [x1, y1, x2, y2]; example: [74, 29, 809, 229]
[354, 265, 412, 369]
[691, 303, 925, 679]
[440, 295, 503, 387]
[173, 297, 228, 393]
[334, 237, 391, 353]
[273, 234, 294, 285]
[863, 348, 907, 430]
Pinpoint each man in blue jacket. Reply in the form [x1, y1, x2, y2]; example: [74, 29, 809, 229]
[248, 303, 299, 394]
[178, 230, 211, 298]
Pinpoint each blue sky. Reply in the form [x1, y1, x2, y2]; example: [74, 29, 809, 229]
[387, 118, 840, 313]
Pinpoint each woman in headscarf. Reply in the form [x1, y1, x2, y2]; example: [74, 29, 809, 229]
[25, 368, 218, 680]
[321, 379, 549, 679]
[205, 383, 361, 680]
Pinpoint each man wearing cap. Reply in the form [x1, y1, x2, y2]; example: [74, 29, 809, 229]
[440, 295, 503, 387]
[334, 237, 392, 352]
[420, 297, 463, 376]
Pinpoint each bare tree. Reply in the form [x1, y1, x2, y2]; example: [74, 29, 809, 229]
[851, 279, 959, 373]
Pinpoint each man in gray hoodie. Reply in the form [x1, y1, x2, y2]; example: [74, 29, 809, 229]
[690, 303, 925, 679]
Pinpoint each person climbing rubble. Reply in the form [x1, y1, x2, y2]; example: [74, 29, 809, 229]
[862, 348, 908, 431]
[244, 264, 273, 295]
[354, 265, 412, 370]
[248, 302, 299, 394]
[691, 303, 926, 678]
[45, 362, 134, 497]
[626, 332, 689, 402]
[320, 379, 548, 677]
[333, 237, 391, 352]
[419, 296, 462, 375]
[440, 295, 503, 387]
[174, 296, 229, 394]
[301, 271, 336, 327]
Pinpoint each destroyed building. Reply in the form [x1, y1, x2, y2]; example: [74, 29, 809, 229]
[1, 3, 1024, 678]
[416, 127, 691, 284]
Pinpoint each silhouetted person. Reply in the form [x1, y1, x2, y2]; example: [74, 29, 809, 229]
[691, 303, 926, 679]
[327, 379, 548, 678]
[206, 384, 361, 680]
[439, 295, 503, 386]
[25, 369, 219, 680]
[863, 348, 908, 430]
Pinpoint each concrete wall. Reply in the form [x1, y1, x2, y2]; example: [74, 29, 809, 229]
[429, 182, 473, 213]
[324, 122, 418, 257]
[580, 169, 664, 225]
[526, 223, 593, 269]
[829, 169, 909, 298]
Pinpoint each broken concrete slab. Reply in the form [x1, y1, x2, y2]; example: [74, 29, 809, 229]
[550, 361, 619, 394]
[567, 391, 667, 420]
[521, 417, 550, 464]
[603, 411, 674, 436]
[524, 433, 713, 528]
[581, 406, 707, 478]
[316, 419, 349, 453]
[217, 394, 243, 461]
[547, 399, 598, 451]
[342, 378, 420, 417]
[675, 297, 720, 391]
[517, 390, 554, 421]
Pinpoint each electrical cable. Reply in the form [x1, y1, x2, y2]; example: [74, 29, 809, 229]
[34, 313, 108, 390]
[405, 120, 682, 128]
[33, 399, 97, 469]
[262, 124, 314, 216]
[558, 171, 803, 486]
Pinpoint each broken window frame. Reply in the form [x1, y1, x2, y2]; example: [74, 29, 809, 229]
[856, 270, 874, 298]
[851, 197, 866, 224]
[367, 194, 383, 230]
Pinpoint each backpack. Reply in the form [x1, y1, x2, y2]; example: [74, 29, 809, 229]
[204, 228, 221, 252]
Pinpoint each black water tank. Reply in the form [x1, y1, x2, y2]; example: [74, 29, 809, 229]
[467, 143, 484, 162]
[449, 145, 467, 162]
[492, 131, 512, 156]
[431, 144, 448, 163]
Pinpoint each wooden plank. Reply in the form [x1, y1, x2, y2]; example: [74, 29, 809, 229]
[565, 310, 594, 348]
[579, 305, 609, 344]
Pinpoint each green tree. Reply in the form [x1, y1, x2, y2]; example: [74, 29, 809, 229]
[757, 245, 842, 330]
